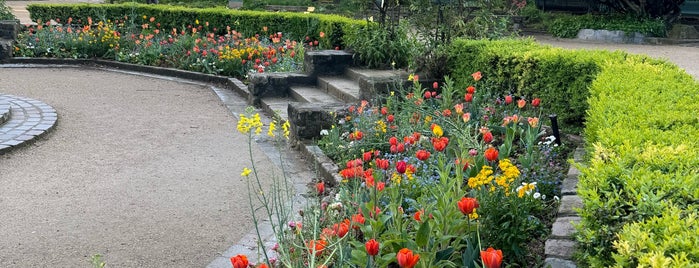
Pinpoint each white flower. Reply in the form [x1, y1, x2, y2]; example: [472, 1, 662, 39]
[553, 196, 560, 202]
[541, 194, 547, 200]
[533, 192, 541, 199]
[320, 129, 329, 136]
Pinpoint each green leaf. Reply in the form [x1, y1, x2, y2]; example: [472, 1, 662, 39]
[415, 221, 430, 248]
[434, 247, 455, 263]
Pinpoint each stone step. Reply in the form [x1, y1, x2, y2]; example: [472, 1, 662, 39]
[345, 67, 407, 82]
[317, 76, 360, 103]
[0, 100, 11, 126]
[260, 97, 297, 122]
[289, 86, 342, 103]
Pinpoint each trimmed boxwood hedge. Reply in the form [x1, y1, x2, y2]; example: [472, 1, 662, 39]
[26, 3, 366, 48]
[445, 38, 699, 267]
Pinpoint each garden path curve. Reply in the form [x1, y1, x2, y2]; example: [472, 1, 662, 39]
[0, 67, 284, 267]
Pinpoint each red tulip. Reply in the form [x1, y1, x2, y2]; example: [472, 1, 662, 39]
[389, 136, 398, 146]
[467, 86, 476, 94]
[457, 197, 479, 215]
[396, 248, 420, 268]
[230, 254, 248, 268]
[363, 151, 373, 162]
[365, 239, 380, 256]
[480, 247, 503, 268]
[375, 158, 390, 170]
[464, 93, 473, 102]
[424, 91, 432, 99]
[387, 114, 395, 123]
[396, 161, 407, 174]
[416, 150, 431, 161]
[432, 137, 449, 152]
[483, 131, 493, 143]
[351, 213, 365, 229]
[413, 209, 423, 222]
[532, 98, 541, 107]
[316, 182, 325, 195]
[504, 95, 513, 105]
[332, 219, 350, 238]
[484, 147, 499, 162]
[432, 81, 439, 89]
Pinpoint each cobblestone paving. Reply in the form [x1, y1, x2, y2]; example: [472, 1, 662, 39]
[0, 94, 57, 153]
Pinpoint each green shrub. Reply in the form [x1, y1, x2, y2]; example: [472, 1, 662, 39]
[27, 3, 365, 48]
[577, 57, 699, 267]
[547, 14, 668, 38]
[343, 22, 419, 69]
[0, 0, 16, 20]
[613, 207, 699, 267]
[109, 0, 227, 8]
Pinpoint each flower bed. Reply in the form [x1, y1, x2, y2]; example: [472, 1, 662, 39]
[12, 16, 324, 77]
[235, 73, 573, 267]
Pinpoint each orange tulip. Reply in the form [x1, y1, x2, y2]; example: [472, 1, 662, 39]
[480, 247, 503, 268]
[396, 248, 420, 268]
[230, 254, 248, 268]
[484, 147, 499, 162]
[458, 197, 479, 215]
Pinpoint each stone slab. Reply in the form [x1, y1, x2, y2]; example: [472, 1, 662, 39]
[551, 216, 580, 238]
[558, 195, 582, 216]
[545, 239, 577, 259]
[545, 257, 577, 268]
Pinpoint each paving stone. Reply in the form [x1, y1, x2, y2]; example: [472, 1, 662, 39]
[0, 94, 58, 154]
[558, 195, 582, 216]
[545, 257, 577, 268]
[551, 216, 580, 238]
[545, 239, 577, 259]
[561, 167, 579, 195]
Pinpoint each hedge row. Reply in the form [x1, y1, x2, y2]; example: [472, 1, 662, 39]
[27, 3, 366, 48]
[445, 39, 699, 266]
[579, 57, 699, 267]
[445, 39, 662, 133]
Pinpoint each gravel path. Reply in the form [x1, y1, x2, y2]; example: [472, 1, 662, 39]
[0, 67, 276, 267]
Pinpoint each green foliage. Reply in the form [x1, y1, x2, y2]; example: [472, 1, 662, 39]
[242, 0, 312, 10]
[612, 207, 699, 267]
[547, 13, 668, 38]
[343, 22, 419, 69]
[577, 57, 699, 266]
[109, 0, 228, 8]
[26, 3, 365, 48]
[0, 0, 16, 20]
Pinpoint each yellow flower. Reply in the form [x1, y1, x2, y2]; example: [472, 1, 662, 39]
[375, 120, 387, 133]
[241, 167, 252, 177]
[468, 209, 479, 220]
[282, 120, 291, 139]
[432, 124, 443, 137]
[195, 19, 200, 25]
[267, 121, 276, 137]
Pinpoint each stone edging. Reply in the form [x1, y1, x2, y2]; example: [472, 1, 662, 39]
[544, 147, 585, 267]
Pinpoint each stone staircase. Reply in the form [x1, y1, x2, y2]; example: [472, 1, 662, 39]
[248, 50, 408, 141]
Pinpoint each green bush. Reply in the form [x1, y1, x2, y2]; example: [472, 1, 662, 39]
[577, 58, 699, 267]
[343, 22, 419, 69]
[547, 14, 668, 38]
[109, 0, 228, 8]
[27, 3, 365, 48]
[613, 207, 699, 267]
[0, 0, 16, 20]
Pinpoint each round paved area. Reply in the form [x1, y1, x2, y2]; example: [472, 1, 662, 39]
[0, 94, 58, 152]
[0, 67, 277, 267]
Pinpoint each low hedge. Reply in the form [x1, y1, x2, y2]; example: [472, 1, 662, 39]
[445, 39, 664, 133]
[579, 57, 699, 267]
[27, 3, 366, 48]
[445, 38, 699, 266]
[547, 14, 668, 38]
